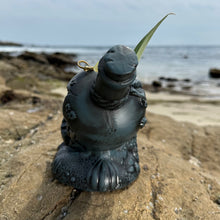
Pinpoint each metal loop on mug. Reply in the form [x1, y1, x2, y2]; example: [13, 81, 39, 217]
[77, 60, 94, 72]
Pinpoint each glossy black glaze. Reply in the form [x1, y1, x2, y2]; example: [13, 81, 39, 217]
[52, 45, 147, 192]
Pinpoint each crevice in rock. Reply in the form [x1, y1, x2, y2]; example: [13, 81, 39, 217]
[14, 155, 42, 185]
[149, 147, 162, 220]
[57, 189, 82, 219]
[41, 188, 81, 220]
[150, 181, 159, 220]
[41, 203, 59, 220]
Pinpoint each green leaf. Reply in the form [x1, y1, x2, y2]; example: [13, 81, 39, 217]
[93, 13, 174, 72]
[134, 13, 175, 61]
[93, 60, 99, 73]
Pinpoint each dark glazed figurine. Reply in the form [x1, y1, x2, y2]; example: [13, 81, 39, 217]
[52, 45, 147, 192]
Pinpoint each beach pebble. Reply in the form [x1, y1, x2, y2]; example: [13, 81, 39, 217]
[208, 184, 212, 190]
[36, 194, 43, 201]
[142, 164, 148, 171]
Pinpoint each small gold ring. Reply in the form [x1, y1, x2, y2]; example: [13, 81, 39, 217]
[77, 60, 94, 72]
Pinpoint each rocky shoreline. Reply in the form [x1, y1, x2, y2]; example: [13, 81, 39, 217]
[0, 41, 23, 47]
[0, 51, 77, 83]
[143, 74, 220, 98]
[0, 51, 220, 219]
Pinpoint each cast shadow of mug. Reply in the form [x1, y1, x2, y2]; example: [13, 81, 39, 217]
[17, 162, 83, 220]
[18, 161, 121, 220]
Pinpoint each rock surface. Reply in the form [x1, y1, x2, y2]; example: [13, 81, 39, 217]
[0, 51, 77, 85]
[209, 68, 220, 78]
[0, 96, 220, 219]
[0, 53, 220, 219]
[0, 41, 23, 46]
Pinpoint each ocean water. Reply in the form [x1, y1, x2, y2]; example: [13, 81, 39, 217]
[1, 45, 220, 98]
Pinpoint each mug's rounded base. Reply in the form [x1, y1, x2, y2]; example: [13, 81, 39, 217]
[52, 137, 140, 192]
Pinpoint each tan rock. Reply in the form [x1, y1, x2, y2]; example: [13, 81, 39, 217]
[0, 111, 220, 220]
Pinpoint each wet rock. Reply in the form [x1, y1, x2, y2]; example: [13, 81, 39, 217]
[159, 76, 166, 80]
[183, 78, 191, 83]
[209, 68, 220, 78]
[152, 81, 162, 88]
[159, 77, 178, 82]
[45, 52, 77, 67]
[0, 52, 12, 60]
[18, 51, 48, 64]
[167, 83, 175, 88]
[0, 51, 77, 87]
[166, 77, 178, 82]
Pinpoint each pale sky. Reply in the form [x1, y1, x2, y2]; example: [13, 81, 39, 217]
[0, 0, 219, 46]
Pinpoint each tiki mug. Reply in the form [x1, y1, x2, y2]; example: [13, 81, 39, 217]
[52, 45, 147, 192]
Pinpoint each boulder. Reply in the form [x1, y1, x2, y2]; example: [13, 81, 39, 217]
[0, 51, 77, 84]
[183, 78, 191, 83]
[166, 77, 178, 82]
[209, 68, 220, 78]
[18, 51, 49, 64]
[45, 52, 77, 67]
[0, 52, 12, 60]
[159, 77, 178, 82]
[0, 111, 220, 220]
[17, 51, 77, 67]
[152, 81, 162, 88]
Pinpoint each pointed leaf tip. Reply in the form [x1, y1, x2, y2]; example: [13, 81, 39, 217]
[134, 13, 175, 61]
[93, 13, 175, 72]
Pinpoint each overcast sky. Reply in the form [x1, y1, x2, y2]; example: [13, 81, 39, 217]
[0, 0, 219, 46]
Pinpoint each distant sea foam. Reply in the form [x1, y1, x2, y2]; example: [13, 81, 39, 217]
[1, 45, 220, 98]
